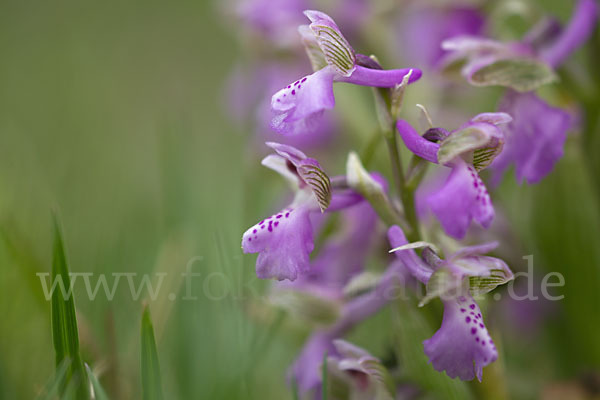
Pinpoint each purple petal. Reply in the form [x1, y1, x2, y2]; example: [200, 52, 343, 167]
[470, 112, 512, 126]
[424, 295, 497, 381]
[541, 0, 599, 68]
[242, 206, 314, 281]
[396, 119, 440, 163]
[387, 225, 432, 284]
[290, 333, 335, 393]
[338, 65, 422, 87]
[265, 141, 308, 166]
[271, 67, 336, 136]
[491, 91, 570, 184]
[306, 201, 377, 286]
[427, 160, 494, 239]
[397, 6, 485, 68]
[450, 242, 499, 260]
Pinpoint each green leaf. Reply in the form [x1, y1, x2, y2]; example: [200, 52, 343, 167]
[35, 358, 71, 400]
[437, 126, 491, 165]
[50, 214, 89, 399]
[321, 351, 328, 400]
[85, 364, 109, 400]
[469, 58, 557, 92]
[141, 305, 164, 400]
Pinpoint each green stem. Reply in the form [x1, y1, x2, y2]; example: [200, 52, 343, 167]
[373, 87, 421, 242]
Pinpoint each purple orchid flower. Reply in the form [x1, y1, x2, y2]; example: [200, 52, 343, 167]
[441, 0, 597, 184]
[242, 142, 362, 281]
[491, 90, 570, 184]
[396, 112, 511, 239]
[226, 61, 337, 150]
[388, 225, 513, 381]
[271, 10, 422, 135]
[234, 0, 307, 47]
[397, 3, 485, 69]
[290, 332, 336, 393]
[326, 339, 394, 398]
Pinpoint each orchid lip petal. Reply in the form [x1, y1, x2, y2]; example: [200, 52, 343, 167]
[424, 295, 498, 381]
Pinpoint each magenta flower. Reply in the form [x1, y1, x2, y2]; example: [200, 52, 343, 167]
[441, 0, 597, 184]
[290, 332, 335, 392]
[396, 112, 511, 239]
[242, 142, 362, 281]
[271, 10, 422, 135]
[397, 3, 485, 69]
[491, 91, 570, 184]
[284, 200, 378, 294]
[388, 225, 513, 381]
[233, 0, 307, 47]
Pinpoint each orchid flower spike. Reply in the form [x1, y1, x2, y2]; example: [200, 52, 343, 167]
[271, 10, 422, 135]
[388, 225, 513, 381]
[242, 142, 362, 281]
[397, 112, 511, 239]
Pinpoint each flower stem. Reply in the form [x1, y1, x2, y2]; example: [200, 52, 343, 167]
[373, 87, 421, 242]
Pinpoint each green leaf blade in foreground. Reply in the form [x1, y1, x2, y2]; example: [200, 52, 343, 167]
[141, 306, 164, 400]
[85, 364, 109, 400]
[50, 215, 89, 399]
[469, 58, 557, 92]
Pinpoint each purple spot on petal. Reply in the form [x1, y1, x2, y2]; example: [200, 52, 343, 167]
[276, 215, 282, 219]
[274, 221, 279, 227]
[469, 304, 476, 310]
[285, 212, 290, 218]
[291, 90, 296, 95]
[479, 324, 484, 328]
[253, 229, 257, 234]
[476, 337, 479, 342]
[248, 238, 251, 241]
[460, 308, 466, 313]
[301, 78, 307, 83]
[471, 327, 477, 335]
[466, 317, 471, 323]
[481, 341, 486, 346]
[287, 85, 291, 89]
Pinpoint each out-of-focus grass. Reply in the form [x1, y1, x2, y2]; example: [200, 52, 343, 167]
[0, 0, 598, 399]
[0, 0, 292, 398]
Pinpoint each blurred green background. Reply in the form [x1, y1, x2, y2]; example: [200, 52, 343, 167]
[0, 0, 598, 399]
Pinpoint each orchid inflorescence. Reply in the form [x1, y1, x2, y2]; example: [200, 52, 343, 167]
[233, 1, 598, 398]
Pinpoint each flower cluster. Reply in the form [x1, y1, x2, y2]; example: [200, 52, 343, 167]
[233, 1, 597, 398]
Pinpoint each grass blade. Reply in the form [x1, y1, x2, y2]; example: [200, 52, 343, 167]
[35, 358, 71, 400]
[321, 351, 328, 400]
[50, 214, 89, 399]
[141, 305, 164, 400]
[85, 364, 109, 400]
